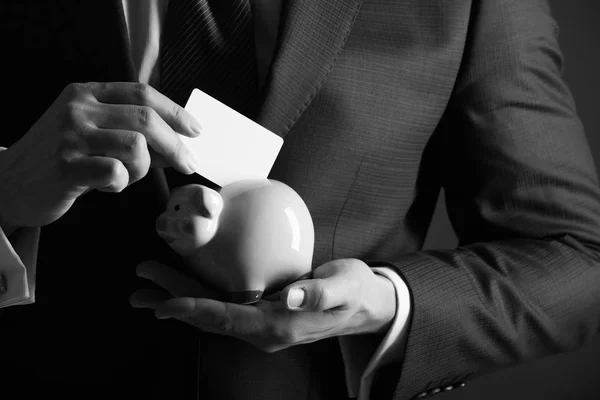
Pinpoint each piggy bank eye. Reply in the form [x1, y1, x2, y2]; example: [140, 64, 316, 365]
[174, 204, 180, 212]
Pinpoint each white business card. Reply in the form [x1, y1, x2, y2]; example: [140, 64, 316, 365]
[181, 88, 283, 187]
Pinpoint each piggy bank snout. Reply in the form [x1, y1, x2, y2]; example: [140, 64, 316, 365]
[156, 214, 199, 237]
[156, 210, 220, 257]
[155, 214, 181, 242]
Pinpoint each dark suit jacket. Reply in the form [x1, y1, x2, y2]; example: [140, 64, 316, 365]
[1, 0, 599, 399]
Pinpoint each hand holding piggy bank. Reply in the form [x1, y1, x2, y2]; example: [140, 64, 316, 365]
[155, 179, 314, 304]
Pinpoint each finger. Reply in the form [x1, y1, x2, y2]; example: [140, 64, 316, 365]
[64, 155, 129, 193]
[281, 276, 350, 312]
[86, 82, 203, 138]
[129, 289, 172, 309]
[92, 103, 197, 175]
[148, 149, 170, 168]
[136, 260, 219, 299]
[81, 128, 151, 184]
[155, 297, 265, 337]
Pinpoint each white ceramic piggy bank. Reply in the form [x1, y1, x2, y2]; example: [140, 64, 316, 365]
[155, 179, 314, 304]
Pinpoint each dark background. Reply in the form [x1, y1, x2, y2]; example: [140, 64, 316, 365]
[423, 1, 600, 398]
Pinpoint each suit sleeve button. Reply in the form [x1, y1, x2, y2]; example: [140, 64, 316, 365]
[443, 386, 454, 391]
[416, 392, 428, 398]
[431, 388, 441, 395]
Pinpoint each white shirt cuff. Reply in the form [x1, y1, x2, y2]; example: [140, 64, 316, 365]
[338, 266, 412, 399]
[0, 224, 39, 308]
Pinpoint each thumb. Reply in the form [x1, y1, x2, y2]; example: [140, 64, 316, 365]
[281, 277, 348, 312]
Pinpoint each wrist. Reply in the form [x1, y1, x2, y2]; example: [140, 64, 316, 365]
[372, 273, 397, 335]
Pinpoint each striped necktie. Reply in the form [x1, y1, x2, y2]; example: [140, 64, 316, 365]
[160, 0, 259, 188]
[160, 0, 258, 115]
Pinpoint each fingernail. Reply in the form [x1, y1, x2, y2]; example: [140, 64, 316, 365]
[136, 269, 149, 279]
[187, 155, 199, 174]
[129, 297, 146, 309]
[131, 301, 145, 308]
[287, 288, 305, 309]
[155, 307, 181, 320]
[189, 118, 203, 136]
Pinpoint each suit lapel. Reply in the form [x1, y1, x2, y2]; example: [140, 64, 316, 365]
[256, 0, 363, 138]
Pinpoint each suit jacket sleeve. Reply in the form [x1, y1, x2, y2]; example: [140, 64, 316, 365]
[376, 1, 600, 399]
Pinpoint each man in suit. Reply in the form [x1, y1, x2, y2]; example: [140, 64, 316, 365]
[1, 0, 599, 399]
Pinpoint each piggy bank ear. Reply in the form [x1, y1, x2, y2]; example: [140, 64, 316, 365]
[166, 185, 195, 214]
[190, 185, 224, 219]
